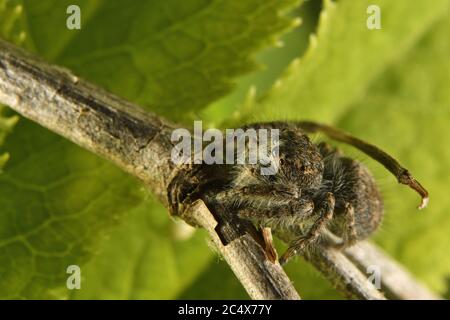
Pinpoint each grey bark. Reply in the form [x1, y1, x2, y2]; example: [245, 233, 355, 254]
[344, 241, 441, 300]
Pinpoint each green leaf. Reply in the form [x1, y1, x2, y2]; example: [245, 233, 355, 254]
[201, 0, 320, 127]
[40, 0, 301, 121]
[0, 0, 144, 298]
[3, 0, 302, 120]
[0, 0, 25, 167]
[232, 0, 449, 125]
[69, 199, 213, 299]
[0, 107, 18, 169]
[0, 119, 142, 298]
[0, 0, 30, 48]
[0, 0, 301, 298]
[337, 12, 450, 294]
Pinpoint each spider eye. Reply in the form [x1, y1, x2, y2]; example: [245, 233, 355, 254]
[300, 164, 314, 174]
[279, 158, 285, 165]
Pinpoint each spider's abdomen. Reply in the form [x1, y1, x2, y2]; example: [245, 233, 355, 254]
[325, 156, 383, 240]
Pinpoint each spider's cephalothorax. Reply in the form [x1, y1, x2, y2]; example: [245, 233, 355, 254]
[230, 127, 324, 199]
[201, 121, 428, 265]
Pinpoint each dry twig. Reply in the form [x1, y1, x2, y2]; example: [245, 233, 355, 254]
[344, 241, 441, 300]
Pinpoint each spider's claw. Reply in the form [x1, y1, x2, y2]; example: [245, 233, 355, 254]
[419, 196, 429, 210]
[279, 249, 296, 266]
[398, 170, 429, 210]
[279, 239, 307, 265]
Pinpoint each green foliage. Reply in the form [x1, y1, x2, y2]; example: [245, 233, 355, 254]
[338, 15, 450, 292]
[69, 200, 213, 299]
[233, 0, 449, 124]
[0, 109, 17, 142]
[24, 0, 300, 121]
[0, 0, 303, 299]
[0, 119, 142, 298]
[0, 0, 449, 299]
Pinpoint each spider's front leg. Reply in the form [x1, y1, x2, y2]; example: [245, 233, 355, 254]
[214, 185, 313, 219]
[207, 185, 314, 261]
[279, 192, 335, 265]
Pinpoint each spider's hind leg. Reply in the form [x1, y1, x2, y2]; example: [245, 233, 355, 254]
[317, 141, 342, 158]
[333, 202, 358, 250]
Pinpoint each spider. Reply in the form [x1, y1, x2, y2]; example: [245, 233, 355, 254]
[191, 121, 428, 265]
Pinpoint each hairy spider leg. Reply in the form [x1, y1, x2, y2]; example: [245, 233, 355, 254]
[279, 192, 335, 265]
[332, 202, 358, 249]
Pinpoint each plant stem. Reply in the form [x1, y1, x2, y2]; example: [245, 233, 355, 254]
[344, 241, 441, 300]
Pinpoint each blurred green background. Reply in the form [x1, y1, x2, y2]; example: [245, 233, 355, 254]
[0, 0, 449, 299]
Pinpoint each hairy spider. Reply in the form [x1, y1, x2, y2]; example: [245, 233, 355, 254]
[194, 121, 428, 265]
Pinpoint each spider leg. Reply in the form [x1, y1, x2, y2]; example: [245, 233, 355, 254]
[279, 192, 335, 265]
[216, 184, 300, 200]
[334, 202, 358, 249]
[205, 186, 315, 262]
[293, 121, 428, 209]
[214, 186, 314, 220]
[202, 197, 253, 246]
[317, 141, 341, 158]
[236, 199, 314, 220]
